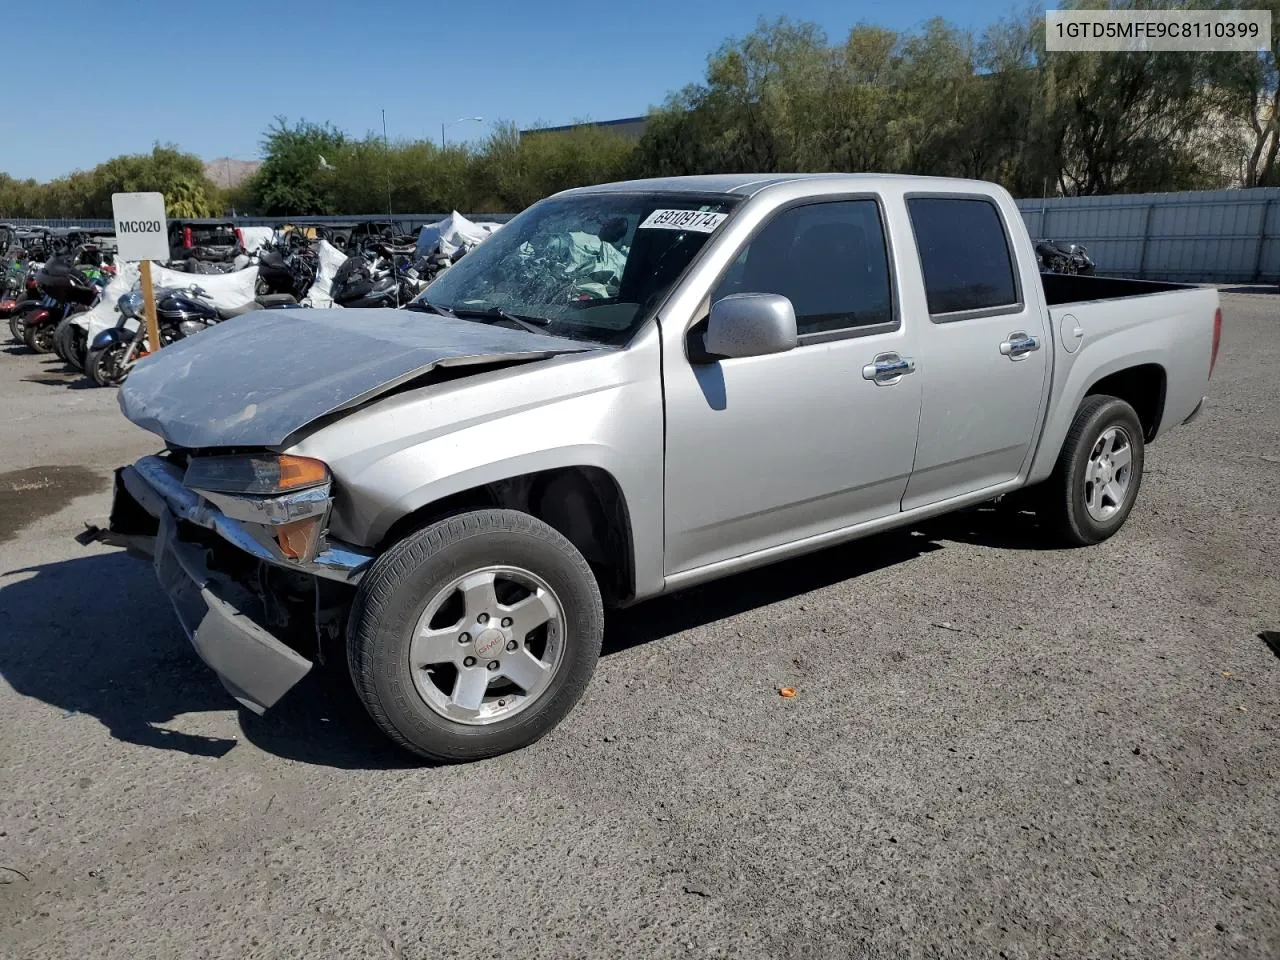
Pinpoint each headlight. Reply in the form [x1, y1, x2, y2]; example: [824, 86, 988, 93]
[184, 454, 329, 496]
[117, 290, 144, 319]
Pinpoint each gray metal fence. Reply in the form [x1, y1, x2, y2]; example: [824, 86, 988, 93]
[0, 213, 515, 233]
[1015, 188, 1280, 284]
[8, 190, 1280, 283]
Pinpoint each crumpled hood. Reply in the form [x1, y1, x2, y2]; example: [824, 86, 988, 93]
[117, 308, 597, 449]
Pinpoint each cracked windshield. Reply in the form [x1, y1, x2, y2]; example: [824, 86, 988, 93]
[414, 193, 740, 343]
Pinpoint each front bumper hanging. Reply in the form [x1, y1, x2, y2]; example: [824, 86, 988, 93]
[98, 456, 375, 713]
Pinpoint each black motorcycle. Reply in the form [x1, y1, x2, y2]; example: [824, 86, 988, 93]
[85, 287, 297, 387]
[256, 233, 319, 300]
[330, 252, 421, 308]
[1035, 239, 1095, 276]
[22, 254, 105, 354]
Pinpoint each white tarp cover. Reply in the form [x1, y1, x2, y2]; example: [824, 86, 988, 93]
[239, 226, 275, 255]
[149, 262, 259, 308]
[79, 262, 140, 342]
[303, 239, 347, 308]
[78, 262, 259, 341]
[416, 211, 503, 259]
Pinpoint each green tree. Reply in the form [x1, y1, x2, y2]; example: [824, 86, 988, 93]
[248, 118, 347, 215]
[1202, 0, 1280, 187]
[475, 122, 634, 210]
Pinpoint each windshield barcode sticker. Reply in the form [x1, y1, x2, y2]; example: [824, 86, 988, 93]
[639, 209, 728, 233]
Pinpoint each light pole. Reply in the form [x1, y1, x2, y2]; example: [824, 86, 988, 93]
[441, 116, 484, 149]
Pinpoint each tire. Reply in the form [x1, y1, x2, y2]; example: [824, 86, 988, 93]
[348, 509, 604, 763]
[24, 320, 54, 353]
[70, 327, 87, 371]
[54, 316, 84, 369]
[9, 311, 24, 343]
[85, 341, 131, 387]
[1042, 395, 1145, 546]
[51, 317, 69, 360]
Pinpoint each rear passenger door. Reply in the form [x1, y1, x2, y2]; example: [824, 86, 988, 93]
[901, 194, 1050, 511]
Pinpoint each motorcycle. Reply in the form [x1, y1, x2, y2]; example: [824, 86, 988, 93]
[330, 252, 423, 309]
[3, 262, 39, 341]
[1035, 239, 1095, 276]
[21, 254, 106, 354]
[256, 233, 319, 300]
[0, 248, 29, 314]
[85, 286, 298, 387]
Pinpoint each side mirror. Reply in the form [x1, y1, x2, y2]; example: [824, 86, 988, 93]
[700, 293, 798, 361]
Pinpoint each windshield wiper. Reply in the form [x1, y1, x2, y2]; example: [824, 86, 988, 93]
[446, 305, 551, 335]
[404, 299, 457, 318]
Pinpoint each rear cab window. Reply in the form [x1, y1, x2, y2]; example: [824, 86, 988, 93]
[906, 196, 1021, 321]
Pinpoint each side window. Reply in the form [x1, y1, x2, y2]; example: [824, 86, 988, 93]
[712, 200, 894, 336]
[906, 197, 1019, 317]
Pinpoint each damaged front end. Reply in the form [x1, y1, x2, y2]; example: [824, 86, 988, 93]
[97, 452, 374, 713]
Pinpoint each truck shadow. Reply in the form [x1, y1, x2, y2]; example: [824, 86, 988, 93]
[605, 504, 1053, 656]
[0, 506, 1054, 771]
[0, 550, 412, 771]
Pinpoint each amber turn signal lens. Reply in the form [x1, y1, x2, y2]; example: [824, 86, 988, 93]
[276, 456, 329, 491]
[276, 516, 323, 560]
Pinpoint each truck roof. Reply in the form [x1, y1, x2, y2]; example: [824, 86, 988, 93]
[561, 172, 1000, 198]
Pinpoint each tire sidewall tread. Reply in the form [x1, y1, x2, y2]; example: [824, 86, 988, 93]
[1047, 395, 1146, 546]
[347, 509, 603, 763]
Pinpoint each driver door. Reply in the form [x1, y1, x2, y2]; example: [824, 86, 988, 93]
[661, 197, 922, 576]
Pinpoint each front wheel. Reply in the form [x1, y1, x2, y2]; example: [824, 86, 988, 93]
[23, 321, 54, 353]
[85, 341, 133, 387]
[54, 316, 85, 369]
[9, 310, 25, 343]
[1041, 395, 1145, 545]
[347, 509, 604, 763]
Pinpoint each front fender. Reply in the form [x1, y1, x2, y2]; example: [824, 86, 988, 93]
[90, 327, 130, 351]
[288, 327, 667, 598]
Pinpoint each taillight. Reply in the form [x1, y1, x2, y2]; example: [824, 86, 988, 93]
[234, 227, 244, 247]
[1209, 306, 1222, 379]
[183, 227, 193, 249]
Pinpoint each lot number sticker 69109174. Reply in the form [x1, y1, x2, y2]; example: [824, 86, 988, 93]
[639, 209, 729, 232]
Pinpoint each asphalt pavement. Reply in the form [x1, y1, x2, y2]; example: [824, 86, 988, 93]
[1, 290, 1278, 959]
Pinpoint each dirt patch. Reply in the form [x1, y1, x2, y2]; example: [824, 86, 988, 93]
[0, 465, 105, 544]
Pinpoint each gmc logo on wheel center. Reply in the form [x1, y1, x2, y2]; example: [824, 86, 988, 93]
[117, 220, 162, 233]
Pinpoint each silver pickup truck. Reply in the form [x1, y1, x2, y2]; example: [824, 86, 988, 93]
[102, 174, 1220, 762]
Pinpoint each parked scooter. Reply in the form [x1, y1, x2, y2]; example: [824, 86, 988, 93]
[1035, 239, 1095, 275]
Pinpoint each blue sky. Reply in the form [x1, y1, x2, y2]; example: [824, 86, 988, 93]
[0, 0, 1028, 181]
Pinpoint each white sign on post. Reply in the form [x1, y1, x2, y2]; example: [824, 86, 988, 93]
[111, 192, 170, 262]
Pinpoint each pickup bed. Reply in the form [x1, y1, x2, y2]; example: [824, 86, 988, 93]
[102, 174, 1220, 762]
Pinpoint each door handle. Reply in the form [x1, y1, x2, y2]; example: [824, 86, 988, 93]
[862, 352, 916, 385]
[999, 332, 1040, 360]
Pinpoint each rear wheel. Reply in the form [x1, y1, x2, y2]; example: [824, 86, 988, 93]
[347, 509, 604, 763]
[1042, 395, 1145, 545]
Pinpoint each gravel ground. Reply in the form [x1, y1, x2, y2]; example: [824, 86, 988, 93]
[1, 290, 1278, 960]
